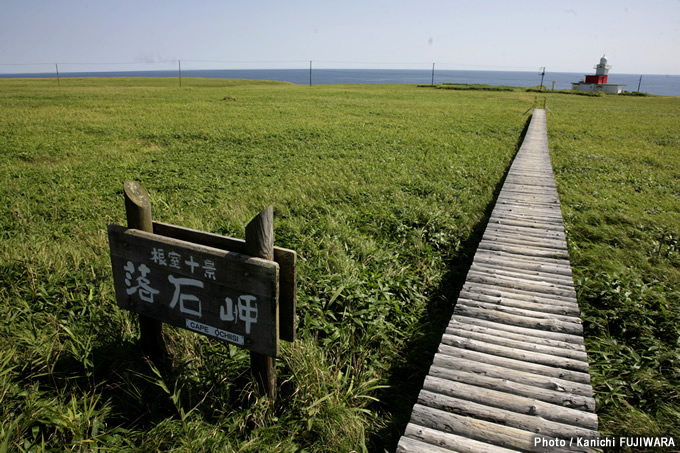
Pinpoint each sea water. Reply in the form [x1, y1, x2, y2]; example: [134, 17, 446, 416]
[1, 68, 679, 96]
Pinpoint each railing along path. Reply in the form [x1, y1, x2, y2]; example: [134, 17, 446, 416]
[397, 109, 598, 452]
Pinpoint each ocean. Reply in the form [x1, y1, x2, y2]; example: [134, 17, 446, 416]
[2, 68, 679, 96]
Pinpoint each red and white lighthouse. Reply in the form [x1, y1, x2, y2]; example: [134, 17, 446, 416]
[572, 55, 625, 94]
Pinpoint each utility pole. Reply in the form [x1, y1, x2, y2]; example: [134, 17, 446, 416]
[539, 67, 546, 90]
[431, 63, 435, 86]
[309, 61, 312, 87]
[56, 63, 60, 87]
[637, 75, 642, 92]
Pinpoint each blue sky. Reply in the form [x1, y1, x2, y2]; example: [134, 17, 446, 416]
[1, 0, 679, 75]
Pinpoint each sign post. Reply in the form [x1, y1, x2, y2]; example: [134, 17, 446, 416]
[123, 181, 164, 361]
[109, 181, 295, 399]
[245, 206, 277, 399]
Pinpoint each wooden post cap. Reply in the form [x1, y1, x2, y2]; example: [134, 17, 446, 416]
[124, 181, 153, 233]
[245, 206, 274, 260]
[124, 180, 151, 209]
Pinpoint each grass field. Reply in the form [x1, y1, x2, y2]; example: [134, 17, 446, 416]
[547, 95, 680, 440]
[0, 77, 678, 451]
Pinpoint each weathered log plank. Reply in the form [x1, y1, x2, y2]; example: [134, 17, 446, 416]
[498, 189, 559, 199]
[483, 229, 566, 247]
[487, 218, 564, 232]
[396, 434, 458, 453]
[451, 315, 585, 345]
[447, 318, 587, 352]
[504, 173, 556, 181]
[410, 404, 592, 452]
[486, 217, 566, 233]
[489, 210, 564, 225]
[499, 194, 559, 205]
[465, 270, 577, 298]
[472, 250, 574, 276]
[477, 241, 570, 259]
[445, 324, 588, 361]
[456, 297, 582, 325]
[494, 205, 562, 217]
[502, 183, 558, 193]
[470, 262, 575, 289]
[461, 280, 578, 306]
[462, 280, 579, 305]
[506, 167, 554, 176]
[418, 390, 599, 440]
[491, 200, 562, 212]
[458, 289, 579, 316]
[402, 423, 518, 453]
[437, 343, 592, 384]
[453, 304, 584, 336]
[428, 365, 595, 411]
[483, 224, 567, 241]
[432, 353, 594, 398]
[499, 184, 559, 194]
[487, 217, 565, 234]
[441, 334, 590, 373]
[492, 199, 561, 210]
[481, 231, 568, 251]
[496, 195, 559, 205]
[423, 375, 598, 430]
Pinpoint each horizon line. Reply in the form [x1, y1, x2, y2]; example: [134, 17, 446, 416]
[0, 67, 675, 76]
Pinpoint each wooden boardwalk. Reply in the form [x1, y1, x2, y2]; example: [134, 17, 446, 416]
[397, 109, 599, 452]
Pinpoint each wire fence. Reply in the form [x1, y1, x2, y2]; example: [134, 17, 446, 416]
[0, 59, 554, 87]
[0, 59, 535, 73]
[1, 59, 661, 93]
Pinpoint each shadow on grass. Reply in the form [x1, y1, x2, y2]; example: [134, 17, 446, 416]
[14, 308, 254, 436]
[369, 112, 534, 451]
[83, 328, 257, 431]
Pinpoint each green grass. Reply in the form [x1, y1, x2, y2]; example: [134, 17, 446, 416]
[436, 83, 518, 92]
[0, 77, 678, 450]
[546, 93, 680, 440]
[0, 77, 528, 451]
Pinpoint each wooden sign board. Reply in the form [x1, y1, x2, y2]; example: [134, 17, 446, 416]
[152, 221, 296, 342]
[108, 224, 280, 356]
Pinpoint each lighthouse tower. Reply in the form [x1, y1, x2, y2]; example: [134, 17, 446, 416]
[595, 55, 611, 76]
[572, 55, 625, 94]
[586, 55, 611, 84]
